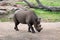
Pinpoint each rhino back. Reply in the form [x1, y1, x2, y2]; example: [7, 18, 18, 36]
[14, 10, 38, 24]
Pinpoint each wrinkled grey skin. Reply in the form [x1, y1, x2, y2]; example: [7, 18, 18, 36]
[13, 9, 42, 33]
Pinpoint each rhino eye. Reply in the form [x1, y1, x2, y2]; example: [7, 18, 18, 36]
[37, 21, 40, 24]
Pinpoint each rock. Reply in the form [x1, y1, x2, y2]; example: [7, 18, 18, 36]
[0, 1, 11, 6]
[0, 10, 7, 15]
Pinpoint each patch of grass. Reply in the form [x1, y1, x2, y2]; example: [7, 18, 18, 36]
[0, 18, 13, 22]
[27, 0, 60, 22]
[0, 18, 9, 22]
[16, 0, 60, 6]
[28, 0, 60, 6]
[15, 2, 27, 5]
[29, 0, 38, 5]
[32, 9, 60, 22]
[16, 2, 24, 4]
[40, 0, 60, 6]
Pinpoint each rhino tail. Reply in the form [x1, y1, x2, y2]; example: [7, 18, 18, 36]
[14, 14, 19, 23]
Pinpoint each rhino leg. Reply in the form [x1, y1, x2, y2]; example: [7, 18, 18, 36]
[28, 26, 31, 32]
[28, 24, 35, 33]
[14, 17, 19, 31]
[14, 22, 19, 31]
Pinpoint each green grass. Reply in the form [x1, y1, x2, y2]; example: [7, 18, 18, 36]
[27, 0, 60, 22]
[0, 18, 10, 22]
[16, 0, 60, 6]
[15, 2, 27, 5]
[28, 0, 60, 6]
[32, 9, 60, 22]
[16, 2, 25, 4]
[40, 0, 60, 6]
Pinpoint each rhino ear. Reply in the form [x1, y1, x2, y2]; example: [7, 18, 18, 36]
[36, 18, 41, 24]
[38, 18, 41, 21]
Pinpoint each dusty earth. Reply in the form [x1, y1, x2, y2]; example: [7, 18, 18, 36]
[0, 22, 60, 40]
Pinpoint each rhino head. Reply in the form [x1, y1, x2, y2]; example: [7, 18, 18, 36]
[34, 18, 43, 32]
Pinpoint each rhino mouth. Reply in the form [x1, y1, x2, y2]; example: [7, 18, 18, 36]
[37, 27, 43, 32]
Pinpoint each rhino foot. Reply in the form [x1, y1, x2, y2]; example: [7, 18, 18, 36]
[38, 27, 43, 32]
[14, 27, 19, 31]
[32, 31, 35, 33]
[28, 30, 31, 32]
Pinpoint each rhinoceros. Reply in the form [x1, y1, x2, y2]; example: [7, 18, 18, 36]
[13, 9, 42, 33]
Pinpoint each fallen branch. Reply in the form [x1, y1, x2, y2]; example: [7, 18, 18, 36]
[23, 0, 60, 11]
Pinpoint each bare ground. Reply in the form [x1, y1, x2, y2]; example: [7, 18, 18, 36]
[0, 22, 60, 40]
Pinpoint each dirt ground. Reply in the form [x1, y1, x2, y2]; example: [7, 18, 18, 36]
[0, 22, 60, 40]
